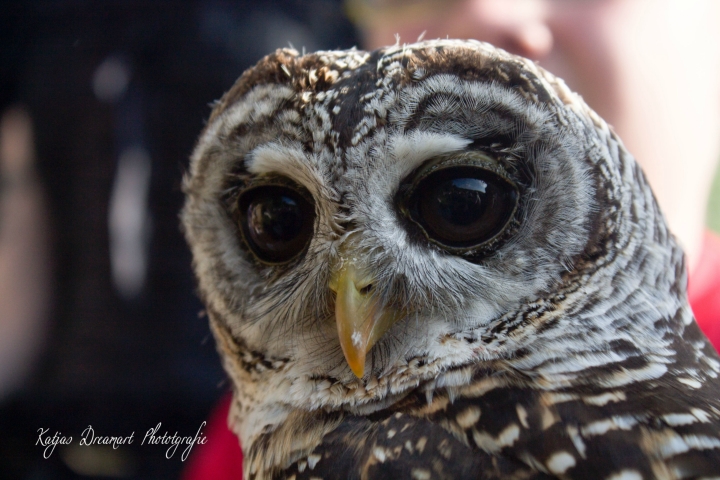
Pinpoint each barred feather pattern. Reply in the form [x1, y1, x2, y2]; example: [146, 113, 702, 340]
[182, 39, 720, 480]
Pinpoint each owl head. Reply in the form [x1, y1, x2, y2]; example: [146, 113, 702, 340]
[182, 39, 679, 413]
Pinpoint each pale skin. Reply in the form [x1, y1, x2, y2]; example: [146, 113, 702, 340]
[362, 0, 720, 274]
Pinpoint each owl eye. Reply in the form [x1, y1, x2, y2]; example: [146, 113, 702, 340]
[237, 185, 315, 264]
[403, 165, 518, 250]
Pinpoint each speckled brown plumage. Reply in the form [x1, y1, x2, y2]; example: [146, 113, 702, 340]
[182, 40, 720, 479]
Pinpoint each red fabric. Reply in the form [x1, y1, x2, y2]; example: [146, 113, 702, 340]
[689, 231, 720, 352]
[183, 230, 720, 480]
[181, 393, 242, 480]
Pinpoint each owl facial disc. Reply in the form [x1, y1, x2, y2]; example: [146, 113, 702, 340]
[329, 248, 401, 378]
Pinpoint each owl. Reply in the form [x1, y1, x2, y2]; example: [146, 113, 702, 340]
[182, 39, 720, 479]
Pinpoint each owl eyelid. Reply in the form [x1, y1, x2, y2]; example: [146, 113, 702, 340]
[222, 171, 313, 210]
[237, 174, 315, 203]
[401, 151, 513, 191]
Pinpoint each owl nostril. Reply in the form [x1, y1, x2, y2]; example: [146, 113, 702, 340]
[359, 284, 374, 296]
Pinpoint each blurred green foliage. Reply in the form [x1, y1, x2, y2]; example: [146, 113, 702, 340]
[709, 161, 720, 234]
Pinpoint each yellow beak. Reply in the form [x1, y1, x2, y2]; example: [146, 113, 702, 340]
[329, 260, 400, 378]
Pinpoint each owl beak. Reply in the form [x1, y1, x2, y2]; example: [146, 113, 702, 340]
[329, 261, 399, 378]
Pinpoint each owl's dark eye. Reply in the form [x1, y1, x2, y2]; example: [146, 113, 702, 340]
[237, 185, 315, 264]
[403, 164, 518, 250]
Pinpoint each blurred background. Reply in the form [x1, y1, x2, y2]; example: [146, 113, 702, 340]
[711, 167, 720, 233]
[0, 1, 357, 478]
[1, 1, 719, 479]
